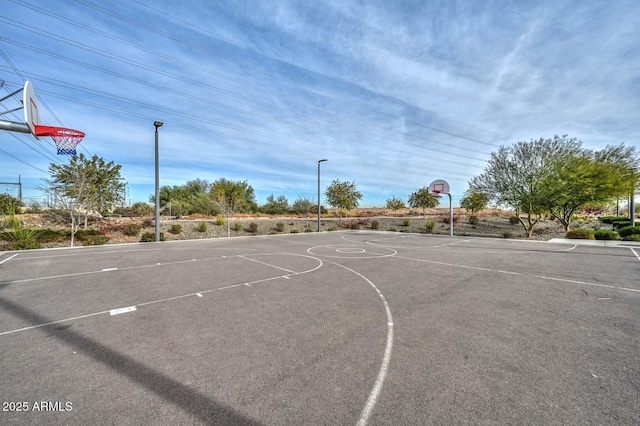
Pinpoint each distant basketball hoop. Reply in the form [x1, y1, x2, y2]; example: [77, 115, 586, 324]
[34, 125, 85, 155]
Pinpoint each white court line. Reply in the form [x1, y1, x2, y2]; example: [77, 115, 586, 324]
[395, 255, 640, 293]
[110, 306, 136, 315]
[631, 248, 640, 262]
[329, 262, 394, 426]
[238, 255, 298, 274]
[0, 253, 19, 265]
[0, 253, 324, 337]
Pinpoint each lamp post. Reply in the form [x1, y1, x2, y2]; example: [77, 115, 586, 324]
[154, 121, 163, 242]
[317, 159, 328, 232]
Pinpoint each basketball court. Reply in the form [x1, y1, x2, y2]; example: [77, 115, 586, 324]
[1, 231, 638, 425]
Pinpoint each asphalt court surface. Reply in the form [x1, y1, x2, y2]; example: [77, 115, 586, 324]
[0, 231, 638, 425]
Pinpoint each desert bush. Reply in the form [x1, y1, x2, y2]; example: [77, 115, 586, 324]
[142, 217, 154, 227]
[327, 226, 337, 231]
[247, 222, 258, 233]
[565, 229, 595, 239]
[196, 222, 208, 233]
[509, 216, 520, 225]
[8, 239, 41, 250]
[275, 222, 285, 232]
[468, 216, 479, 225]
[75, 229, 105, 241]
[216, 216, 225, 226]
[594, 230, 618, 240]
[441, 214, 460, 224]
[233, 222, 243, 232]
[123, 223, 142, 236]
[402, 218, 411, 227]
[36, 229, 67, 243]
[371, 220, 380, 230]
[140, 231, 165, 242]
[618, 225, 640, 238]
[350, 222, 360, 230]
[83, 235, 110, 245]
[304, 228, 313, 232]
[624, 234, 640, 241]
[425, 220, 435, 233]
[169, 224, 183, 234]
[502, 231, 513, 238]
[388, 227, 397, 232]
[290, 229, 299, 233]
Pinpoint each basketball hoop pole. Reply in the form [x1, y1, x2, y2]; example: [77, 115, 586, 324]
[429, 179, 453, 237]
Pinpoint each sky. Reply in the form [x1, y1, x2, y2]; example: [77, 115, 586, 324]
[1, 0, 639, 209]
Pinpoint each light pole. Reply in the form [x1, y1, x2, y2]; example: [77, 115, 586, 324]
[317, 159, 328, 232]
[154, 121, 163, 242]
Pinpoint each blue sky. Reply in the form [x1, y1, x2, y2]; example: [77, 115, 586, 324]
[1, 0, 639, 208]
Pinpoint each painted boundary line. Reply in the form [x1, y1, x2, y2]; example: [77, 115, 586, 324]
[0, 253, 19, 265]
[631, 248, 640, 262]
[0, 254, 324, 337]
[328, 262, 394, 426]
[395, 255, 640, 293]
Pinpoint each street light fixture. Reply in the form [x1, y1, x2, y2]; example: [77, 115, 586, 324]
[154, 121, 163, 242]
[317, 159, 328, 232]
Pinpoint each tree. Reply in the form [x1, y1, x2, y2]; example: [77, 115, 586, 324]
[0, 194, 22, 214]
[292, 197, 314, 215]
[48, 154, 125, 230]
[459, 190, 489, 217]
[210, 178, 256, 236]
[469, 135, 582, 238]
[408, 187, 439, 218]
[262, 194, 289, 215]
[325, 179, 362, 221]
[538, 143, 640, 230]
[385, 196, 405, 216]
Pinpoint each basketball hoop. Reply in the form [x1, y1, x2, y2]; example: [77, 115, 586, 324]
[34, 125, 85, 155]
[432, 190, 441, 195]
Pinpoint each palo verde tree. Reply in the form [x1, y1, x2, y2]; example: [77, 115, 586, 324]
[210, 178, 256, 236]
[325, 179, 362, 222]
[407, 187, 439, 218]
[469, 135, 583, 237]
[385, 196, 406, 216]
[459, 189, 489, 217]
[261, 194, 290, 215]
[46, 154, 125, 243]
[540, 143, 639, 230]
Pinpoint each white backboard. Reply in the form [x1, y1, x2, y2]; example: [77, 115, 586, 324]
[23, 81, 40, 139]
[428, 179, 450, 194]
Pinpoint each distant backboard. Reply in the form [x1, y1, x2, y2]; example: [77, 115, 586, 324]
[428, 179, 450, 194]
[23, 81, 40, 140]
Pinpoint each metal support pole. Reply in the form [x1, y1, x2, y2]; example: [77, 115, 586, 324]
[317, 159, 327, 232]
[447, 193, 453, 237]
[154, 121, 163, 242]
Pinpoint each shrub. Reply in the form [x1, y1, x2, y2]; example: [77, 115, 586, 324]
[169, 223, 183, 234]
[36, 229, 67, 243]
[350, 222, 360, 230]
[216, 216, 225, 226]
[83, 235, 110, 245]
[140, 231, 165, 242]
[502, 231, 513, 239]
[233, 222, 243, 232]
[565, 229, 595, 239]
[618, 225, 640, 238]
[598, 216, 619, 224]
[624, 234, 640, 242]
[248, 222, 258, 233]
[275, 222, 285, 232]
[75, 229, 105, 241]
[9, 239, 41, 250]
[402, 218, 411, 227]
[509, 216, 520, 225]
[371, 220, 380, 230]
[196, 222, 208, 233]
[388, 227, 397, 232]
[327, 226, 337, 231]
[468, 216, 479, 225]
[425, 220, 435, 233]
[290, 229, 299, 233]
[304, 228, 313, 232]
[123, 223, 142, 236]
[594, 230, 619, 240]
[142, 217, 154, 227]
